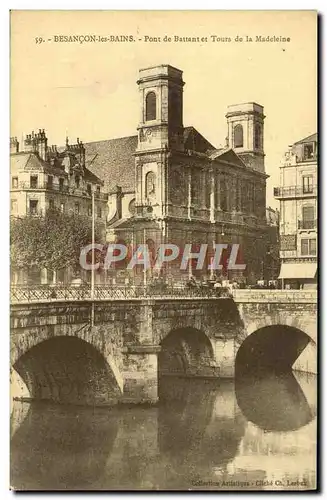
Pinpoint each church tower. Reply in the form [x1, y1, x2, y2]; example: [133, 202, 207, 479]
[134, 65, 185, 217]
[226, 102, 265, 173]
[136, 64, 185, 153]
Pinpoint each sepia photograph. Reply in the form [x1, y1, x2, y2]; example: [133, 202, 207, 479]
[9, 10, 317, 491]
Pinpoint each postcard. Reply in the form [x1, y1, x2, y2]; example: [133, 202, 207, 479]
[10, 10, 317, 491]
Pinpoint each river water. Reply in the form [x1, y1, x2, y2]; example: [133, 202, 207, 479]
[10, 371, 316, 491]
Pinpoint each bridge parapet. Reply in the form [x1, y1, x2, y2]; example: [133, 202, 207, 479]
[10, 284, 231, 305]
[232, 289, 317, 303]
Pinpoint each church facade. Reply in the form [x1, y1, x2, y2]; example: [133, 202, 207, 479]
[85, 64, 270, 284]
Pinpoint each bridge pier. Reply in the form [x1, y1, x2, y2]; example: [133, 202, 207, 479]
[211, 338, 236, 378]
[121, 346, 161, 404]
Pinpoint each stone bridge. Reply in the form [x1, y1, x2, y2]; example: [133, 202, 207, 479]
[10, 289, 317, 406]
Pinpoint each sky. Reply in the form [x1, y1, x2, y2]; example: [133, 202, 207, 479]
[10, 10, 317, 208]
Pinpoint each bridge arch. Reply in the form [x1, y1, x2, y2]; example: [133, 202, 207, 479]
[235, 324, 316, 376]
[236, 308, 317, 347]
[158, 327, 216, 378]
[13, 335, 122, 406]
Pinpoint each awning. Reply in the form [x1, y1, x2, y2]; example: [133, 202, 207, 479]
[278, 262, 317, 280]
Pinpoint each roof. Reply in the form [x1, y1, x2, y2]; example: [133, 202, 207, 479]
[84, 127, 217, 193]
[183, 126, 216, 154]
[294, 133, 317, 145]
[210, 148, 248, 169]
[83, 167, 103, 185]
[84, 135, 138, 192]
[83, 126, 263, 193]
[10, 150, 103, 185]
[10, 152, 67, 176]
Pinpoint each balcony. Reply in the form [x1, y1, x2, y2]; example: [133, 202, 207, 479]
[11, 182, 108, 201]
[274, 185, 317, 199]
[298, 219, 317, 230]
[94, 191, 109, 201]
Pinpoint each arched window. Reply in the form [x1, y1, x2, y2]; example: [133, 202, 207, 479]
[234, 124, 243, 148]
[128, 198, 136, 215]
[145, 171, 156, 198]
[145, 92, 156, 121]
[146, 238, 156, 266]
[255, 124, 262, 149]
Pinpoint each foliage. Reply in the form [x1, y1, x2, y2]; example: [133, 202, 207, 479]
[10, 209, 104, 272]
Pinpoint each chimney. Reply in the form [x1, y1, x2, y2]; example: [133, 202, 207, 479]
[10, 137, 19, 154]
[76, 137, 85, 167]
[24, 132, 36, 153]
[35, 129, 48, 161]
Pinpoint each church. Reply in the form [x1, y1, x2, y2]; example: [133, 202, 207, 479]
[84, 64, 269, 284]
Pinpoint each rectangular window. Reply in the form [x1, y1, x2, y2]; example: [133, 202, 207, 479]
[220, 177, 227, 212]
[96, 185, 101, 195]
[302, 176, 313, 194]
[74, 202, 80, 214]
[303, 143, 314, 160]
[30, 176, 38, 189]
[47, 175, 53, 189]
[49, 199, 54, 210]
[310, 239, 317, 255]
[59, 178, 64, 191]
[191, 169, 200, 206]
[75, 175, 80, 188]
[97, 206, 102, 218]
[29, 199, 38, 215]
[302, 205, 314, 221]
[235, 179, 240, 212]
[300, 205, 315, 229]
[301, 238, 316, 256]
[12, 177, 18, 189]
[87, 184, 92, 195]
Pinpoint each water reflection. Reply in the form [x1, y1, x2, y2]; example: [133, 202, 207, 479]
[11, 404, 119, 490]
[11, 372, 316, 491]
[235, 371, 316, 431]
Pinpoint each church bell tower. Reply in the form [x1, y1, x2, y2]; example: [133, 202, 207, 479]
[226, 102, 265, 173]
[136, 64, 185, 153]
[134, 65, 185, 217]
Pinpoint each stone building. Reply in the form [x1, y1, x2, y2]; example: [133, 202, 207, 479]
[10, 130, 108, 283]
[85, 64, 270, 284]
[274, 133, 317, 289]
[10, 131, 108, 219]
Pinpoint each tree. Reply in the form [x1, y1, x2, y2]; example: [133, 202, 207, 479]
[10, 209, 104, 281]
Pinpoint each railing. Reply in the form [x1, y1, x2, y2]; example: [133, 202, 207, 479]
[274, 186, 317, 198]
[298, 219, 317, 230]
[232, 289, 317, 303]
[11, 182, 108, 201]
[10, 285, 318, 305]
[10, 284, 232, 304]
